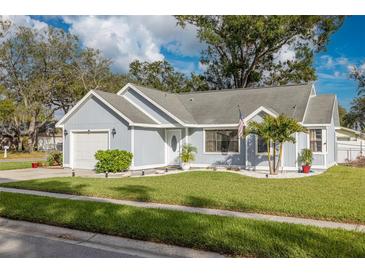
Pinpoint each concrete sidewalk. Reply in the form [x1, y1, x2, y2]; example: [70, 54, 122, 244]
[0, 168, 100, 183]
[1, 186, 364, 233]
[0, 217, 222, 258]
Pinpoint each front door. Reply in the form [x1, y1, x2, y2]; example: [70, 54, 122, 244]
[166, 129, 181, 165]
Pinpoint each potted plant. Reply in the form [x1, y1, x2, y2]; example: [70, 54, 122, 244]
[180, 144, 197, 170]
[299, 148, 313, 173]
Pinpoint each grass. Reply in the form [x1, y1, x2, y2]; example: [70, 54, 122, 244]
[0, 150, 46, 160]
[0, 161, 33, 170]
[0, 192, 364, 257]
[3, 165, 365, 224]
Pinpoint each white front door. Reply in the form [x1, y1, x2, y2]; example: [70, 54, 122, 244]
[72, 131, 109, 169]
[166, 129, 181, 165]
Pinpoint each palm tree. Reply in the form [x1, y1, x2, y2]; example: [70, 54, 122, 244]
[245, 114, 307, 175]
[180, 143, 197, 164]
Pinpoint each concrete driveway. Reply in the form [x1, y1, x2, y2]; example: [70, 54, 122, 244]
[0, 168, 96, 183]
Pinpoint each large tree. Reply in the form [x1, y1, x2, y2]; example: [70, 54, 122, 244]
[176, 16, 344, 89]
[0, 24, 124, 151]
[350, 66, 365, 96]
[128, 60, 209, 92]
[344, 66, 365, 131]
[343, 97, 365, 131]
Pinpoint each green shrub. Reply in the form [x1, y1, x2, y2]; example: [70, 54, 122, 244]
[94, 150, 133, 173]
[47, 151, 63, 166]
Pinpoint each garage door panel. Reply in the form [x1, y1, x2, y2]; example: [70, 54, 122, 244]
[73, 132, 109, 169]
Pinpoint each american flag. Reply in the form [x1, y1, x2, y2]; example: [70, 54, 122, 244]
[238, 109, 246, 138]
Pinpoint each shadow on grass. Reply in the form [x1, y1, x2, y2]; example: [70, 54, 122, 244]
[110, 185, 155, 202]
[1, 192, 364, 258]
[3, 180, 89, 196]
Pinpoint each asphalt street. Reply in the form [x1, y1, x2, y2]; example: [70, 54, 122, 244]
[0, 229, 137, 258]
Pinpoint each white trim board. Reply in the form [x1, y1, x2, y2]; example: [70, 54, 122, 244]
[243, 106, 278, 123]
[301, 84, 316, 124]
[130, 126, 135, 169]
[118, 83, 186, 126]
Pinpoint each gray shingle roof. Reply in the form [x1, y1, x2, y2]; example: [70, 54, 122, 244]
[132, 85, 197, 123]
[94, 84, 336, 126]
[93, 90, 157, 124]
[133, 83, 313, 124]
[303, 94, 336, 124]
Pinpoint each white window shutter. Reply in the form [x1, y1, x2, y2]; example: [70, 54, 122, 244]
[322, 129, 327, 153]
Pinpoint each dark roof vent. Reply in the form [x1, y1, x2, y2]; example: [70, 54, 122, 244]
[189, 98, 194, 101]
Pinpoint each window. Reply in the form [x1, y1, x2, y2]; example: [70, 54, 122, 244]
[205, 129, 239, 153]
[171, 135, 177, 152]
[257, 136, 268, 154]
[309, 129, 324, 152]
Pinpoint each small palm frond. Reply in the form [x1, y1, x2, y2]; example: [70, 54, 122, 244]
[180, 144, 197, 163]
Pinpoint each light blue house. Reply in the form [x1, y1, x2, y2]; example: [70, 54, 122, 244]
[56, 83, 340, 171]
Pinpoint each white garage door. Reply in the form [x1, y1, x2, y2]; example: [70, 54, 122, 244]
[72, 131, 109, 169]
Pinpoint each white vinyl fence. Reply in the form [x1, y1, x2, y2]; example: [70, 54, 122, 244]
[337, 141, 364, 163]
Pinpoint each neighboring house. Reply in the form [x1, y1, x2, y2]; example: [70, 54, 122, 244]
[37, 132, 63, 151]
[56, 82, 340, 171]
[336, 126, 364, 163]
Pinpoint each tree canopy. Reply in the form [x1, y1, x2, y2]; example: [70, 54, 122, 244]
[0, 23, 126, 151]
[343, 97, 365, 131]
[128, 60, 208, 92]
[176, 15, 344, 89]
[342, 66, 365, 131]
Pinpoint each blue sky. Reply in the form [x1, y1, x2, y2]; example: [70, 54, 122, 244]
[314, 16, 365, 109]
[28, 15, 365, 109]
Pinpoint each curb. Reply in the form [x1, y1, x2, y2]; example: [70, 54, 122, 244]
[0, 217, 223, 258]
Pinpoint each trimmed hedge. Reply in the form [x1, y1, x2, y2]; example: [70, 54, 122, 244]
[94, 149, 133, 173]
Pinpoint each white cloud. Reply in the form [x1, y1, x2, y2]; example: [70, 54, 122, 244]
[318, 55, 354, 72]
[0, 15, 48, 31]
[338, 57, 349, 66]
[1, 15, 203, 74]
[317, 71, 347, 80]
[274, 44, 296, 63]
[320, 55, 334, 69]
[0, 15, 48, 42]
[62, 16, 203, 73]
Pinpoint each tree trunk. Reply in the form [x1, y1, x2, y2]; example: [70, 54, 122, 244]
[18, 136, 23, 151]
[272, 141, 277, 174]
[27, 116, 36, 152]
[267, 140, 273, 175]
[275, 143, 284, 174]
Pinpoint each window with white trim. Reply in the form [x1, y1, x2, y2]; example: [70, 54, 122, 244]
[205, 129, 239, 153]
[256, 136, 268, 154]
[309, 129, 326, 153]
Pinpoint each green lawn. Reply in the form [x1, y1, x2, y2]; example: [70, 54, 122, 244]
[0, 161, 32, 170]
[3, 166, 365, 224]
[0, 192, 364, 257]
[0, 150, 46, 160]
